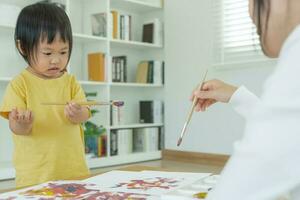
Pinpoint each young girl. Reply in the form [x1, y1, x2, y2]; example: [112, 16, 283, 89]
[0, 3, 90, 187]
[192, 0, 300, 199]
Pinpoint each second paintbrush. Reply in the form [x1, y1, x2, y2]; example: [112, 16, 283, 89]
[41, 101, 124, 107]
[177, 69, 208, 146]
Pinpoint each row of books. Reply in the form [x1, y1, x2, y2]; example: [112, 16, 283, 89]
[85, 134, 107, 158]
[110, 127, 161, 156]
[110, 100, 164, 126]
[136, 61, 164, 84]
[112, 56, 127, 82]
[111, 11, 132, 40]
[87, 52, 164, 85]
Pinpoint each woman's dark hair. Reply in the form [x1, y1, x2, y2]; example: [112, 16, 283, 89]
[253, 0, 270, 36]
[14, 3, 72, 65]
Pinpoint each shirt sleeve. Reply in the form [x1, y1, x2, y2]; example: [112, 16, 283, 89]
[0, 78, 26, 119]
[207, 31, 300, 200]
[228, 85, 261, 119]
[71, 76, 87, 102]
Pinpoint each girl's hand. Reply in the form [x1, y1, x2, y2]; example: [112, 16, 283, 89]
[190, 79, 238, 112]
[9, 108, 34, 135]
[64, 102, 89, 124]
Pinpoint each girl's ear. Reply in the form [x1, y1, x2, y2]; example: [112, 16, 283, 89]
[16, 40, 25, 56]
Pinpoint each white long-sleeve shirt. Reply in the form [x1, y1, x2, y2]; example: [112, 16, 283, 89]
[207, 25, 300, 200]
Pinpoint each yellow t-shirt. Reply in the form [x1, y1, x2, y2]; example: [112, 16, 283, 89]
[0, 69, 90, 187]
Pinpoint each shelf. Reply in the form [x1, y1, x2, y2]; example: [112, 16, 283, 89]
[79, 80, 108, 86]
[110, 123, 164, 129]
[110, 0, 163, 13]
[0, 77, 12, 82]
[110, 39, 163, 49]
[0, 161, 15, 180]
[0, 24, 14, 33]
[73, 33, 107, 43]
[110, 82, 163, 87]
[87, 151, 161, 169]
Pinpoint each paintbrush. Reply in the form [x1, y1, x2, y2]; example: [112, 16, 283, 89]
[177, 69, 208, 146]
[41, 101, 124, 107]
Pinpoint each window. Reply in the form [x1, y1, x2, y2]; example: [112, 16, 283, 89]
[212, 0, 267, 66]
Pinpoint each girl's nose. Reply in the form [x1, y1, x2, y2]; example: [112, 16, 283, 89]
[50, 56, 60, 64]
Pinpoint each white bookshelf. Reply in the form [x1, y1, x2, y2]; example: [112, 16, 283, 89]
[110, 123, 163, 130]
[0, 0, 164, 180]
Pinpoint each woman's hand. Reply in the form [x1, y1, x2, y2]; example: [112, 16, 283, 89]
[9, 108, 34, 135]
[64, 102, 90, 124]
[191, 79, 238, 112]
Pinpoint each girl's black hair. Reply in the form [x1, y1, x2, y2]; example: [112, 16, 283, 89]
[14, 3, 72, 65]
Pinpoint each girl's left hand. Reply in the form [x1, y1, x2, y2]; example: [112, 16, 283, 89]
[64, 102, 89, 124]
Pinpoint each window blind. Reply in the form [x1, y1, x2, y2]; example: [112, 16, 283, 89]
[212, 0, 267, 66]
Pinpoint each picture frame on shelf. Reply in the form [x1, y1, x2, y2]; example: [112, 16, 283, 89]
[91, 12, 107, 37]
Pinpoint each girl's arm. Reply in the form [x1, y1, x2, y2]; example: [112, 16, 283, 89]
[9, 108, 34, 135]
[64, 102, 90, 124]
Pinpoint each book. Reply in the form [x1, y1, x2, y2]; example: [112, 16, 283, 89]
[110, 130, 118, 156]
[88, 52, 105, 82]
[139, 100, 163, 123]
[91, 12, 106, 37]
[133, 128, 159, 152]
[117, 129, 133, 155]
[142, 18, 163, 45]
[136, 61, 149, 83]
[111, 10, 119, 39]
[112, 56, 127, 82]
[142, 23, 154, 43]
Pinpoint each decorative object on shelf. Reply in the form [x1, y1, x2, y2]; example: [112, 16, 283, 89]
[112, 56, 127, 83]
[91, 12, 106, 37]
[110, 100, 124, 126]
[88, 52, 106, 82]
[0, 4, 21, 27]
[142, 18, 163, 45]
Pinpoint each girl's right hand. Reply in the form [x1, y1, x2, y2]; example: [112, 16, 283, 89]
[9, 108, 34, 135]
[191, 79, 238, 112]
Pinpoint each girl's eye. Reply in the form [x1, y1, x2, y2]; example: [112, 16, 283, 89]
[60, 51, 68, 55]
[43, 52, 52, 56]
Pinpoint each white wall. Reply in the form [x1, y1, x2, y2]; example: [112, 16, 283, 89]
[164, 0, 276, 154]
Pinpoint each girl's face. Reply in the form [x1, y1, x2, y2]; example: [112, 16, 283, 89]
[249, 0, 290, 58]
[30, 34, 69, 79]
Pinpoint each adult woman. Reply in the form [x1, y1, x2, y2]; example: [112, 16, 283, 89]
[192, 0, 300, 199]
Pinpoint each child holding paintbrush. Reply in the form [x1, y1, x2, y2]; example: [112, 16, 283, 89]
[0, 3, 90, 187]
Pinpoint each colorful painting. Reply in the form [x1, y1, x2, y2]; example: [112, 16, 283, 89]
[20, 182, 97, 198]
[114, 177, 182, 190]
[85, 170, 211, 195]
[0, 181, 156, 200]
[78, 191, 149, 200]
